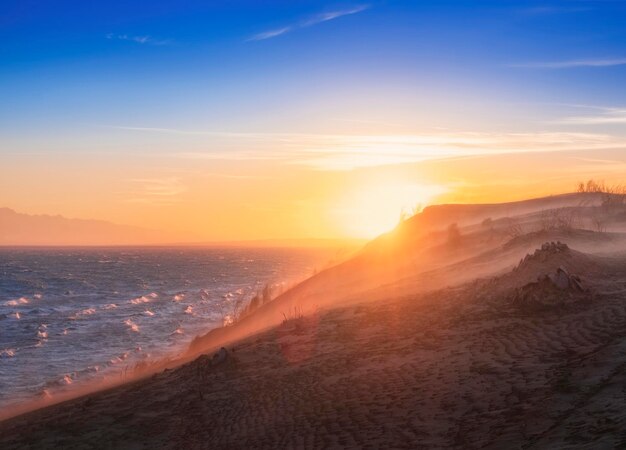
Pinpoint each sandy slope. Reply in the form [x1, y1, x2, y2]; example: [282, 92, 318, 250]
[1, 243, 626, 448]
[1, 196, 626, 448]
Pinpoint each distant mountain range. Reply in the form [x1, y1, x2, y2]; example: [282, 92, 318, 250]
[0, 208, 364, 247]
[0, 208, 178, 246]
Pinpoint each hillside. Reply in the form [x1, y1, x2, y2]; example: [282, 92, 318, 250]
[0, 208, 179, 246]
[186, 191, 625, 356]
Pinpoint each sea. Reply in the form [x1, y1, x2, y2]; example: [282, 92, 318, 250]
[0, 246, 336, 409]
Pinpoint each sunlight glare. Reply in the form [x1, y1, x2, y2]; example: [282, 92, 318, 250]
[333, 182, 447, 239]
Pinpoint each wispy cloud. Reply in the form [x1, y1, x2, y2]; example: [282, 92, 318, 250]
[287, 132, 626, 170]
[247, 4, 369, 41]
[125, 177, 187, 204]
[509, 58, 626, 68]
[113, 125, 626, 170]
[246, 27, 293, 42]
[556, 106, 626, 125]
[518, 6, 592, 15]
[301, 5, 370, 26]
[106, 34, 171, 46]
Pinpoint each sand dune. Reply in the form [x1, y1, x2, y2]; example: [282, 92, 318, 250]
[1, 194, 626, 448]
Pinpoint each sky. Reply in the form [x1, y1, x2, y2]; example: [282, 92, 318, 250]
[1, 0, 626, 241]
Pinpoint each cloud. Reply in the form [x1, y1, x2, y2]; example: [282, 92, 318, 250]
[518, 6, 592, 15]
[159, 130, 626, 170]
[106, 34, 170, 46]
[125, 177, 187, 204]
[509, 58, 626, 68]
[301, 5, 370, 26]
[556, 106, 626, 124]
[246, 27, 293, 42]
[247, 4, 369, 41]
[287, 132, 626, 170]
[112, 124, 626, 170]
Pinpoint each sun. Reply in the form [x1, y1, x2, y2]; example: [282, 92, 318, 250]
[332, 182, 447, 239]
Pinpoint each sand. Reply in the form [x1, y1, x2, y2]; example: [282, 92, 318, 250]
[1, 255, 626, 448]
[2, 196, 626, 449]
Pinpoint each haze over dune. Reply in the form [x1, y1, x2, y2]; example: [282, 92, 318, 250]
[2, 191, 626, 448]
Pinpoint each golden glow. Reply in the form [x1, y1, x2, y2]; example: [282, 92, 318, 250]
[2, 127, 626, 243]
[332, 182, 448, 239]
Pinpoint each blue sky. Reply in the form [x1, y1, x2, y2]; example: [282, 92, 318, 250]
[1, 1, 626, 239]
[3, 0, 626, 133]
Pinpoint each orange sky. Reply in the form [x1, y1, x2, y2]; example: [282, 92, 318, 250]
[2, 128, 626, 241]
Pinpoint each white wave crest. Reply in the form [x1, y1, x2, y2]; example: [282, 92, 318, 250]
[124, 318, 139, 332]
[70, 308, 97, 320]
[130, 293, 157, 304]
[4, 297, 29, 306]
[0, 349, 16, 358]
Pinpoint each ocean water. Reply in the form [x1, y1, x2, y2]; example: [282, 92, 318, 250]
[0, 246, 334, 408]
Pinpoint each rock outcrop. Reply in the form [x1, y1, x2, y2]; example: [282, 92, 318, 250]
[512, 264, 588, 309]
[514, 241, 570, 270]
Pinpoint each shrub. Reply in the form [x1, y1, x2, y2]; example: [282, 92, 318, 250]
[447, 223, 462, 247]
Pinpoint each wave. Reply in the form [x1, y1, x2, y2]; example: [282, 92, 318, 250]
[35, 324, 49, 348]
[108, 351, 131, 365]
[69, 308, 97, 320]
[4, 297, 29, 306]
[40, 389, 52, 399]
[129, 293, 158, 305]
[123, 319, 139, 332]
[0, 349, 16, 358]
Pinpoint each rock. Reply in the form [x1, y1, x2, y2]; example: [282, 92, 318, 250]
[512, 264, 587, 309]
[549, 267, 571, 290]
[212, 347, 228, 366]
[516, 242, 571, 270]
[570, 275, 584, 292]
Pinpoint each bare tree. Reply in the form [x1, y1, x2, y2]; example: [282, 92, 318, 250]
[590, 215, 606, 233]
[538, 207, 579, 232]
